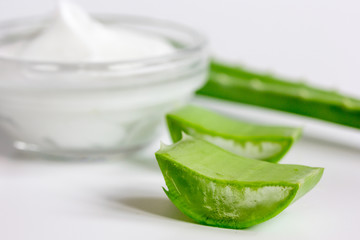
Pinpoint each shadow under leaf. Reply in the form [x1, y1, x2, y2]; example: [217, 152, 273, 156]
[108, 195, 194, 223]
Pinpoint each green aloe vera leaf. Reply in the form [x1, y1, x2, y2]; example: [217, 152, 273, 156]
[156, 137, 324, 229]
[167, 105, 302, 163]
[196, 61, 360, 129]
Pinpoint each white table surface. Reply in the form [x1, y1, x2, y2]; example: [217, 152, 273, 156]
[1, 1, 360, 240]
[1, 97, 360, 240]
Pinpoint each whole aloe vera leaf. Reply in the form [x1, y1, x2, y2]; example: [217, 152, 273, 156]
[155, 137, 324, 229]
[196, 61, 360, 129]
[167, 105, 302, 163]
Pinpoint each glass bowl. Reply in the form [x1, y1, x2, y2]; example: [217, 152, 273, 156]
[0, 15, 208, 157]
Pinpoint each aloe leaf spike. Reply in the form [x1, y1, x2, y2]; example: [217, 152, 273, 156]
[197, 61, 360, 129]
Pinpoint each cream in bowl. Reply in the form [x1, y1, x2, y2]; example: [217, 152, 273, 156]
[0, 1, 208, 156]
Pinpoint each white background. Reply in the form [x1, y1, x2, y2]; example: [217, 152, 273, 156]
[0, 1, 360, 240]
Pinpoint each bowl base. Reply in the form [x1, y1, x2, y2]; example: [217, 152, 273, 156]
[13, 140, 152, 161]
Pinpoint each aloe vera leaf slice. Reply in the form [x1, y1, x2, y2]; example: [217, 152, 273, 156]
[166, 105, 302, 163]
[196, 61, 360, 129]
[155, 137, 324, 229]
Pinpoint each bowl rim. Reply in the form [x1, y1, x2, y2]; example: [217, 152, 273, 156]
[0, 14, 208, 67]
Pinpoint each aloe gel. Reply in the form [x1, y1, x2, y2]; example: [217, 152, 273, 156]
[167, 105, 302, 163]
[155, 137, 323, 229]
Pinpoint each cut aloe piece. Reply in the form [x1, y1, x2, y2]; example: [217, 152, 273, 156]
[167, 105, 302, 163]
[197, 61, 360, 129]
[156, 137, 324, 229]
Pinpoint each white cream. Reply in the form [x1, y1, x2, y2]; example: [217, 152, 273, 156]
[7, 1, 175, 62]
[0, 1, 208, 155]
